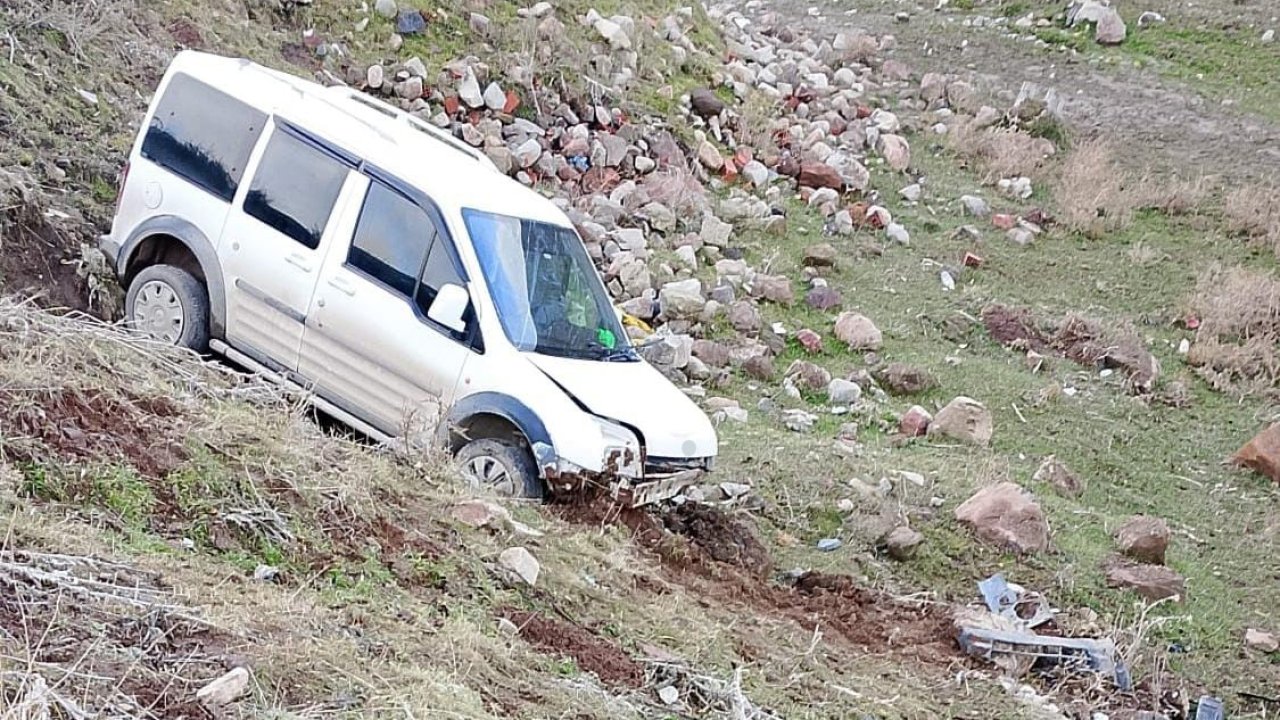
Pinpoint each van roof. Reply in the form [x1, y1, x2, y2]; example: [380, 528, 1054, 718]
[165, 51, 570, 227]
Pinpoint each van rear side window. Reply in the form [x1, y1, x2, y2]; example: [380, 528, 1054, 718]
[141, 73, 266, 202]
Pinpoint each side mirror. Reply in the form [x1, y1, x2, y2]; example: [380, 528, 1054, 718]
[428, 283, 469, 333]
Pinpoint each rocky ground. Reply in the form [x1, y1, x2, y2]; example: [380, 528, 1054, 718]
[1, 0, 1280, 718]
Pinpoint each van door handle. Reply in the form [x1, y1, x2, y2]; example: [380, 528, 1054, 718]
[285, 253, 312, 272]
[327, 277, 356, 296]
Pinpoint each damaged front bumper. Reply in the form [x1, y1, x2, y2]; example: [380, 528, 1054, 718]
[534, 441, 705, 507]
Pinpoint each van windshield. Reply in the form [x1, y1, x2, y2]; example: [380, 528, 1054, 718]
[464, 209, 636, 362]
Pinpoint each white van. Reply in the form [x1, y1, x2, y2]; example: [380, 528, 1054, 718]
[100, 51, 717, 504]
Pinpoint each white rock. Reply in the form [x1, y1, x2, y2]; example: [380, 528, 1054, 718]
[366, 65, 385, 89]
[482, 82, 506, 110]
[742, 160, 769, 187]
[458, 68, 484, 108]
[594, 18, 631, 49]
[660, 279, 706, 319]
[498, 546, 540, 586]
[828, 379, 863, 404]
[196, 667, 251, 707]
[900, 183, 922, 202]
[886, 222, 910, 245]
[514, 138, 542, 168]
[961, 195, 990, 217]
[403, 56, 427, 78]
[374, 0, 397, 19]
[634, 155, 656, 174]
[658, 686, 680, 705]
[1262, 29, 1275, 44]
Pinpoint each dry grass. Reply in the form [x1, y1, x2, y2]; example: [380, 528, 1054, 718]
[1131, 172, 1213, 216]
[1053, 139, 1141, 237]
[946, 120, 1055, 183]
[1186, 265, 1280, 394]
[1223, 182, 1280, 254]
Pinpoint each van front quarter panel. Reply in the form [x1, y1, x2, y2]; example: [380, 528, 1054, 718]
[119, 216, 229, 338]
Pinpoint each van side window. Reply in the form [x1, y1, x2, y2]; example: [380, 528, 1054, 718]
[243, 129, 348, 249]
[415, 239, 464, 315]
[347, 182, 432, 297]
[140, 73, 266, 202]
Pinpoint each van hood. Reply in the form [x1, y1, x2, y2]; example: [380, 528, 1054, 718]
[525, 353, 718, 460]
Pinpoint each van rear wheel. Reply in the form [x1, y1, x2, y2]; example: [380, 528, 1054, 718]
[457, 439, 544, 500]
[126, 264, 210, 352]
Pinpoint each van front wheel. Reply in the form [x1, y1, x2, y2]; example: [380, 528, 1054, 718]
[126, 264, 210, 352]
[457, 439, 544, 500]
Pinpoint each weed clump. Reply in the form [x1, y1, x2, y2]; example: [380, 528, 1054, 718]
[1187, 265, 1280, 394]
[947, 120, 1055, 183]
[1223, 183, 1280, 255]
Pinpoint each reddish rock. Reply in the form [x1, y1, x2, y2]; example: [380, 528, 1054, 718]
[786, 360, 832, 392]
[1105, 558, 1185, 602]
[992, 213, 1016, 230]
[963, 252, 984, 268]
[503, 90, 521, 114]
[443, 95, 461, 115]
[795, 329, 823, 353]
[1115, 515, 1171, 565]
[752, 274, 795, 305]
[833, 311, 882, 350]
[899, 405, 932, 437]
[882, 526, 925, 560]
[1232, 423, 1280, 483]
[691, 339, 732, 368]
[954, 482, 1050, 553]
[798, 162, 844, 191]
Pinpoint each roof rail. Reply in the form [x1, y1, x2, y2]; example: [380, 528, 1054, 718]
[324, 86, 498, 172]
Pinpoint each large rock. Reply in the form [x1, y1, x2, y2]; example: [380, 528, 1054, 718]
[827, 378, 862, 405]
[879, 134, 911, 171]
[197, 667, 251, 707]
[955, 482, 1050, 553]
[833, 312, 882, 350]
[728, 301, 761, 333]
[1115, 515, 1170, 565]
[806, 286, 843, 311]
[899, 405, 932, 437]
[798, 162, 844, 191]
[1232, 423, 1280, 482]
[928, 396, 993, 445]
[753, 274, 794, 305]
[690, 88, 726, 118]
[1095, 7, 1127, 45]
[691, 339, 731, 368]
[499, 546, 540, 586]
[786, 360, 831, 393]
[458, 68, 484, 108]
[659, 279, 706, 319]
[803, 243, 838, 267]
[1105, 558, 1185, 602]
[700, 214, 734, 247]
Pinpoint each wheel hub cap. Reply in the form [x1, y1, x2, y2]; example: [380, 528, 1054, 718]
[466, 455, 516, 496]
[133, 280, 184, 344]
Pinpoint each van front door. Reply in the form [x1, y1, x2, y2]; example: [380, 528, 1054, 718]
[299, 174, 479, 439]
[217, 121, 355, 371]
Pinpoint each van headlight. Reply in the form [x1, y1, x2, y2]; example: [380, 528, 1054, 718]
[593, 416, 642, 478]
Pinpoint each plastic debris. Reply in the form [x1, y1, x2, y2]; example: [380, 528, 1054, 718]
[957, 626, 1131, 691]
[816, 538, 842, 552]
[1194, 696, 1224, 720]
[978, 573, 1053, 629]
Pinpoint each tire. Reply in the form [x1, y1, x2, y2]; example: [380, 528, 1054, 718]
[126, 264, 210, 352]
[456, 438, 544, 500]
